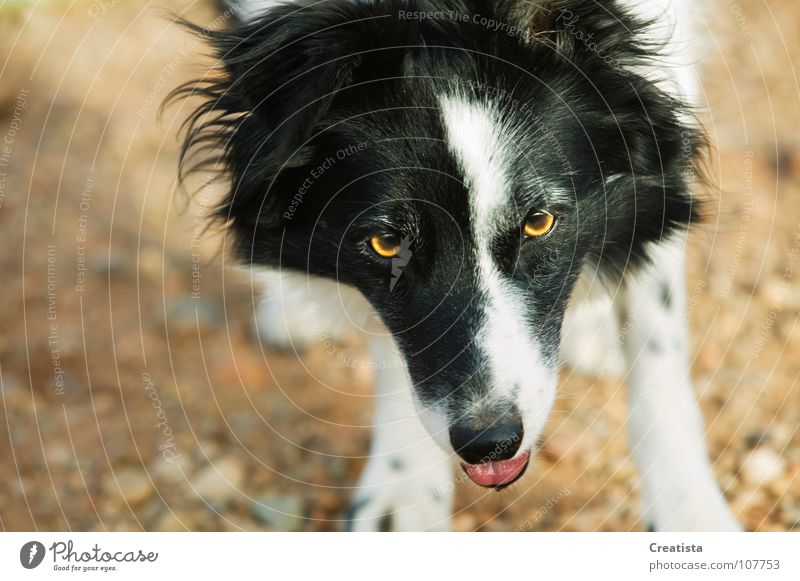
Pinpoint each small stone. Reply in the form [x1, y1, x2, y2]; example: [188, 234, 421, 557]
[740, 448, 787, 486]
[112, 468, 154, 505]
[155, 511, 192, 532]
[314, 492, 342, 513]
[198, 441, 223, 460]
[541, 434, 583, 463]
[452, 512, 478, 532]
[150, 454, 193, 484]
[251, 495, 305, 531]
[222, 515, 263, 532]
[165, 298, 223, 332]
[0, 372, 23, 395]
[45, 443, 73, 466]
[193, 457, 245, 503]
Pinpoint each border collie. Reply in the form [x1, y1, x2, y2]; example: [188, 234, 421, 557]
[172, 0, 740, 531]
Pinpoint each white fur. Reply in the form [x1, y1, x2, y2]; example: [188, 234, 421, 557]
[615, 236, 739, 531]
[438, 97, 508, 242]
[610, 0, 738, 531]
[223, 0, 278, 20]
[616, 0, 703, 102]
[439, 97, 557, 454]
[251, 269, 374, 350]
[348, 334, 454, 531]
[559, 291, 626, 378]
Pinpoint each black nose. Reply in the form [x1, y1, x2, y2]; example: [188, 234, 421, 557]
[449, 414, 523, 465]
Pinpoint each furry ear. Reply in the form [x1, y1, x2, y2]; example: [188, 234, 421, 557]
[525, 0, 705, 277]
[169, 0, 413, 228]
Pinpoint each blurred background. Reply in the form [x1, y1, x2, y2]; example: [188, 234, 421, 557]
[0, 0, 798, 532]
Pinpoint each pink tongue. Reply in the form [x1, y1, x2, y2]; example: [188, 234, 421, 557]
[463, 451, 530, 487]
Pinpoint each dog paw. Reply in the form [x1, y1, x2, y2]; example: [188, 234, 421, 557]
[346, 454, 453, 532]
[641, 493, 742, 532]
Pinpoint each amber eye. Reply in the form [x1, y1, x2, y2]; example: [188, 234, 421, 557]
[369, 234, 402, 258]
[523, 211, 556, 238]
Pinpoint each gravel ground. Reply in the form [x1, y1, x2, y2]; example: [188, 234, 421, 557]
[0, 1, 798, 532]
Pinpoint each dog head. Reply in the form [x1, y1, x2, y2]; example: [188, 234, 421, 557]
[174, 0, 702, 487]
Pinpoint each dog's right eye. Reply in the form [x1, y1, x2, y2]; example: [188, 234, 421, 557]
[369, 234, 402, 259]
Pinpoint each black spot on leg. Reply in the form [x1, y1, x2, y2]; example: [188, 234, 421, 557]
[378, 512, 394, 532]
[659, 282, 673, 310]
[390, 457, 405, 472]
[344, 497, 372, 532]
[646, 338, 665, 353]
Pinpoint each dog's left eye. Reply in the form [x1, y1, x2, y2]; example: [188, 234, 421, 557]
[369, 234, 402, 259]
[523, 211, 557, 238]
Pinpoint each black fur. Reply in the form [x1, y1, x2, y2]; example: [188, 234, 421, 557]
[169, 0, 703, 414]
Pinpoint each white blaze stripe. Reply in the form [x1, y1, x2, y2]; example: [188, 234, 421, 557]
[439, 96, 556, 445]
[438, 96, 507, 241]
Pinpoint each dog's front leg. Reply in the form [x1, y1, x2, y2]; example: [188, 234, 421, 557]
[616, 237, 740, 531]
[347, 334, 453, 531]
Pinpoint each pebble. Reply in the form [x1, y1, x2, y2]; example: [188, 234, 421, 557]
[112, 468, 154, 505]
[541, 434, 585, 463]
[155, 511, 193, 532]
[762, 279, 800, 310]
[165, 298, 223, 331]
[193, 457, 245, 503]
[223, 515, 263, 532]
[251, 495, 305, 531]
[0, 372, 23, 395]
[452, 512, 478, 532]
[740, 448, 787, 486]
[150, 453, 193, 483]
[45, 443, 74, 466]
